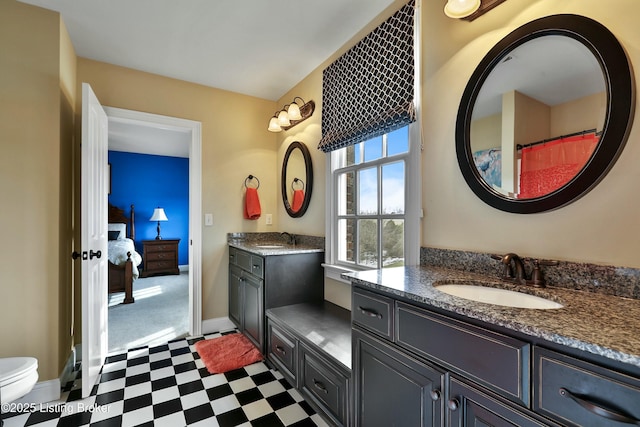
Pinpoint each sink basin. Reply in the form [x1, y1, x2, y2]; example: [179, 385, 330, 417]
[434, 282, 563, 309]
[254, 245, 284, 249]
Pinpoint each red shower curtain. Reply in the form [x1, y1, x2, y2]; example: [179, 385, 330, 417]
[519, 133, 599, 198]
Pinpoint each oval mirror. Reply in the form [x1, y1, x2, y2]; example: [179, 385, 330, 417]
[282, 141, 313, 217]
[456, 14, 634, 213]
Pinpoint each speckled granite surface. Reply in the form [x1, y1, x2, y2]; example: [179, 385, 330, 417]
[344, 266, 640, 369]
[227, 232, 324, 256]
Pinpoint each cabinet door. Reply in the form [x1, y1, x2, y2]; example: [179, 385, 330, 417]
[243, 273, 263, 351]
[353, 328, 444, 427]
[228, 264, 242, 328]
[448, 377, 557, 427]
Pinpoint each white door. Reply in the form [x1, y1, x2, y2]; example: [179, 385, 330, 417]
[81, 83, 109, 398]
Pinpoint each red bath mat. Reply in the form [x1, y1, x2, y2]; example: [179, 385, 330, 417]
[195, 333, 263, 374]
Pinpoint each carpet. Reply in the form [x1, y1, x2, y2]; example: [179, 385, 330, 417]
[195, 333, 263, 374]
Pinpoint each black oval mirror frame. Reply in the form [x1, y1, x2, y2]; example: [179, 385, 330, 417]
[282, 141, 313, 217]
[456, 14, 635, 213]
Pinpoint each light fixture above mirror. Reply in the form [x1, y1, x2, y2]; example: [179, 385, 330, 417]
[445, 0, 507, 21]
[268, 97, 315, 132]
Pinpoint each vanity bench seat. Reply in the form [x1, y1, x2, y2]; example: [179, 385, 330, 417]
[266, 302, 351, 427]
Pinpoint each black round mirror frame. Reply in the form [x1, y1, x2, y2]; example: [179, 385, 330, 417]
[282, 141, 313, 217]
[456, 14, 635, 214]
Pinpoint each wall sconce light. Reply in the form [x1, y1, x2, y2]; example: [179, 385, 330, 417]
[268, 97, 315, 132]
[149, 207, 168, 240]
[445, 0, 507, 21]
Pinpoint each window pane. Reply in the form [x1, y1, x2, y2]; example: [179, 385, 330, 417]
[382, 219, 404, 267]
[337, 171, 355, 215]
[358, 167, 378, 215]
[382, 162, 405, 214]
[338, 219, 355, 263]
[363, 136, 383, 162]
[387, 126, 409, 156]
[358, 219, 378, 267]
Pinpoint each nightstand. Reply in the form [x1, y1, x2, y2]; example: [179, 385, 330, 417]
[140, 239, 180, 277]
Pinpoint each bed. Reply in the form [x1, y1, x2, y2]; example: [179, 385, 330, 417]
[108, 204, 142, 304]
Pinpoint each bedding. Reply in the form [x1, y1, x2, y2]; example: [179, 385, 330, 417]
[108, 237, 142, 279]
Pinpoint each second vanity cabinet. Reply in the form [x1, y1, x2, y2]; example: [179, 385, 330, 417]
[352, 286, 640, 427]
[228, 246, 324, 353]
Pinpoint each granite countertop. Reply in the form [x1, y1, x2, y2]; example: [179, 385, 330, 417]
[344, 266, 640, 369]
[229, 241, 324, 256]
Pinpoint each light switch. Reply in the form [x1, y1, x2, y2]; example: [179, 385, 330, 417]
[204, 213, 213, 226]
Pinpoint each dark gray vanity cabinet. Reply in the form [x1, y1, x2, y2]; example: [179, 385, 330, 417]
[352, 328, 444, 427]
[267, 302, 352, 427]
[228, 246, 324, 354]
[534, 347, 640, 426]
[351, 286, 558, 427]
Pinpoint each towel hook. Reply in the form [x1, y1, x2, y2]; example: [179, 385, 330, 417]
[291, 177, 305, 191]
[245, 175, 260, 189]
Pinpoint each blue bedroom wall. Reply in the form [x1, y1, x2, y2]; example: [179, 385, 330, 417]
[108, 151, 189, 266]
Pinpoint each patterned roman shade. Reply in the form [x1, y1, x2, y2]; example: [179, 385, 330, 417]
[318, 0, 416, 153]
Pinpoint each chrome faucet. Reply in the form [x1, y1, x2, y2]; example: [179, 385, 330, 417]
[280, 232, 296, 245]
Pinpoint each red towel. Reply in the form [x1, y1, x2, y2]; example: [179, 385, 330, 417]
[292, 189, 305, 212]
[244, 187, 261, 220]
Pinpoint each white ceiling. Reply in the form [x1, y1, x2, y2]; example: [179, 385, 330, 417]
[20, 0, 396, 101]
[20, 0, 396, 157]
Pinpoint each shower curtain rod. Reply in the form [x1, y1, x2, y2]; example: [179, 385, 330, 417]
[517, 128, 600, 150]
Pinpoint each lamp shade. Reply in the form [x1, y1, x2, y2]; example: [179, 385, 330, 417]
[149, 207, 168, 222]
[268, 117, 282, 132]
[444, 0, 480, 18]
[287, 102, 302, 121]
[277, 110, 291, 127]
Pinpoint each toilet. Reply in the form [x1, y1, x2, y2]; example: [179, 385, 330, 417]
[0, 357, 38, 406]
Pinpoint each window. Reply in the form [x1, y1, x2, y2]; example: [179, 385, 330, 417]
[329, 125, 419, 271]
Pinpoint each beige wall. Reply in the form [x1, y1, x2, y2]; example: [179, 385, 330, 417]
[75, 59, 279, 323]
[0, 0, 70, 381]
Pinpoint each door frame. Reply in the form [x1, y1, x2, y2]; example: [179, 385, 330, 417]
[104, 106, 203, 336]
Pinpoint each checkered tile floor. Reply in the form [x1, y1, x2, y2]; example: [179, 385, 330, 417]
[2, 331, 329, 427]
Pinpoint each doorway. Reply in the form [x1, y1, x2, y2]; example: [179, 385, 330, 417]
[103, 107, 202, 352]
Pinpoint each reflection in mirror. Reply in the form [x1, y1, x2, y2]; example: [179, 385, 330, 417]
[471, 35, 605, 199]
[456, 14, 634, 213]
[282, 141, 313, 217]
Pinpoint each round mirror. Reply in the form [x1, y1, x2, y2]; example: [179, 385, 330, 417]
[282, 141, 313, 217]
[456, 14, 634, 213]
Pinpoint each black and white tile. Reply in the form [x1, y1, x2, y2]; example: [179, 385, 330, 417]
[2, 331, 328, 427]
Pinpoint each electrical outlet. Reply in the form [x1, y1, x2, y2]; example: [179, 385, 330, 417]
[204, 213, 213, 226]
[266, 214, 273, 225]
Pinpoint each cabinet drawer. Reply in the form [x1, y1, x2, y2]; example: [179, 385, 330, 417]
[236, 250, 252, 271]
[267, 321, 297, 381]
[147, 260, 175, 270]
[249, 255, 264, 278]
[352, 288, 394, 340]
[146, 251, 176, 261]
[396, 302, 530, 405]
[145, 242, 176, 253]
[229, 247, 238, 265]
[300, 344, 348, 426]
[534, 347, 640, 427]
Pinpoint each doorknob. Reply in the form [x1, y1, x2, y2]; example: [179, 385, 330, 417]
[72, 251, 88, 260]
[90, 250, 102, 260]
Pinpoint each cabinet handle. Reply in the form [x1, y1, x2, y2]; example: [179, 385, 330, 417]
[358, 306, 382, 319]
[447, 398, 460, 411]
[275, 345, 286, 355]
[559, 388, 640, 425]
[313, 379, 328, 394]
[430, 389, 441, 401]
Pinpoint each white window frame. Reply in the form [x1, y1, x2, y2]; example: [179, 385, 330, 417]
[323, 0, 422, 282]
[324, 122, 421, 282]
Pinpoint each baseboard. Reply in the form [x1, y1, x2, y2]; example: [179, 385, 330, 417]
[201, 317, 236, 335]
[179, 264, 189, 272]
